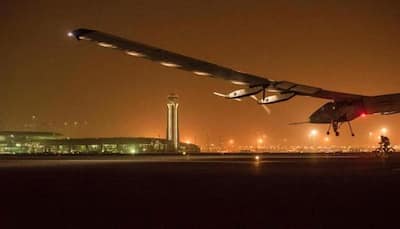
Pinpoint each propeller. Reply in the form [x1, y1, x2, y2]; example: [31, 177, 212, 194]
[250, 95, 271, 115]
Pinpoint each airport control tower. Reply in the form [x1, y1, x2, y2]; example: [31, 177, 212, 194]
[166, 93, 179, 151]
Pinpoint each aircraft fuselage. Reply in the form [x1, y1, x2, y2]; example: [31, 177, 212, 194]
[309, 93, 400, 124]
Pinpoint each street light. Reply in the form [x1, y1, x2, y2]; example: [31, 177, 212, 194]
[380, 128, 388, 135]
[256, 138, 264, 151]
[309, 129, 318, 138]
[308, 129, 319, 150]
[368, 132, 373, 137]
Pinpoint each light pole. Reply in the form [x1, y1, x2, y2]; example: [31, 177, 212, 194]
[228, 139, 235, 152]
[256, 138, 263, 152]
[380, 127, 388, 136]
[309, 129, 318, 151]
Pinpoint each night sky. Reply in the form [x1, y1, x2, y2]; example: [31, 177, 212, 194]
[2, 0, 400, 147]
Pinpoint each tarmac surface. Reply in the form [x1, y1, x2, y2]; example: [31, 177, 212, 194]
[1, 153, 400, 228]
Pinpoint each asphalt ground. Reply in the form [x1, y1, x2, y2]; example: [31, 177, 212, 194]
[0, 153, 399, 228]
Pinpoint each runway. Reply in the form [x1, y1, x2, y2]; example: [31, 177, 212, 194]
[1, 153, 399, 228]
[0, 152, 391, 166]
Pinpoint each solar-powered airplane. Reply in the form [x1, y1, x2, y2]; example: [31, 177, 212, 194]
[68, 28, 400, 136]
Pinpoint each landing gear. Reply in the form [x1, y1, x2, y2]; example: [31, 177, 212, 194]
[326, 121, 355, 136]
[347, 121, 355, 137]
[326, 122, 331, 135]
[326, 121, 340, 136]
[333, 122, 340, 136]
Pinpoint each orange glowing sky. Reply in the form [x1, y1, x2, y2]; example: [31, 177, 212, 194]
[1, 0, 400, 147]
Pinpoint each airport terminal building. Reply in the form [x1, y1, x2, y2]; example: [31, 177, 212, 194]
[0, 131, 200, 154]
[0, 94, 202, 154]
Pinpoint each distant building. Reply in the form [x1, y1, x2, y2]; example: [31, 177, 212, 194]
[0, 131, 63, 153]
[0, 94, 200, 154]
[166, 93, 179, 151]
[0, 131, 199, 154]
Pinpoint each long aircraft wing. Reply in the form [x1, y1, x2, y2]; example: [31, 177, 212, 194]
[69, 28, 364, 102]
